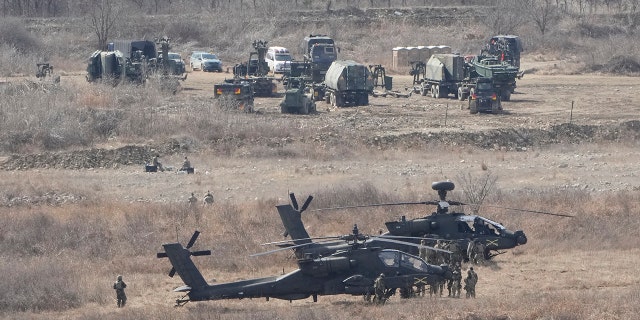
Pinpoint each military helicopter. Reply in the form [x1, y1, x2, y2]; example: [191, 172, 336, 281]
[157, 231, 452, 305]
[312, 181, 573, 260]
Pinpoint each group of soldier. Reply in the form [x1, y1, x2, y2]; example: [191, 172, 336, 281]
[188, 190, 214, 206]
[418, 238, 481, 300]
[150, 155, 194, 173]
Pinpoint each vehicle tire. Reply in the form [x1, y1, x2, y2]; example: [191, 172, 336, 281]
[359, 93, 369, 106]
[420, 85, 427, 96]
[310, 102, 317, 114]
[335, 94, 344, 107]
[492, 101, 501, 114]
[458, 87, 465, 101]
[502, 91, 511, 101]
[330, 92, 336, 107]
[431, 85, 437, 98]
[325, 92, 331, 104]
[434, 85, 440, 99]
[469, 98, 478, 114]
[301, 100, 309, 115]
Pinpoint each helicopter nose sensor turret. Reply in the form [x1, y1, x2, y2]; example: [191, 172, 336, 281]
[514, 230, 527, 245]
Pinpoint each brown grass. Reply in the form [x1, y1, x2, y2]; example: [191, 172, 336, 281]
[1, 177, 639, 318]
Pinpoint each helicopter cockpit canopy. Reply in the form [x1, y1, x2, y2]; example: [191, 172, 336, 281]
[378, 250, 433, 273]
[456, 215, 506, 235]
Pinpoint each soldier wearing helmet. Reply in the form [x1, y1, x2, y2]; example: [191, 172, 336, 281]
[113, 275, 127, 307]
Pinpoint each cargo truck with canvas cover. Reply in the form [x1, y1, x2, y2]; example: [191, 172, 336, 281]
[323, 60, 373, 107]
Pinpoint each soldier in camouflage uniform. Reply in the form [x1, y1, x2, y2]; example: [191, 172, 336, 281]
[113, 275, 127, 307]
[373, 273, 387, 304]
[464, 267, 478, 298]
[450, 267, 462, 298]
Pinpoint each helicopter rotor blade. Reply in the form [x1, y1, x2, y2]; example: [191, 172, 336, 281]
[261, 235, 345, 246]
[300, 195, 314, 213]
[480, 205, 574, 218]
[368, 236, 452, 254]
[311, 201, 439, 212]
[186, 231, 200, 249]
[191, 250, 212, 256]
[250, 242, 315, 257]
[289, 193, 299, 211]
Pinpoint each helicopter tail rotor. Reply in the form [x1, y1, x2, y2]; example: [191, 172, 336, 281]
[157, 230, 212, 278]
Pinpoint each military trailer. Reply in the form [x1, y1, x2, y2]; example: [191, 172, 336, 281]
[213, 81, 254, 113]
[86, 50, 126, 83]
[414, 53, 466, 99]
[323, 60, 373, 107]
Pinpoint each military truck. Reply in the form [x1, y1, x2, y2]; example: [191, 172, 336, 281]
[323, 60, 373, 107]
[468, 77, 501, 114]
[213, 81, 254, 113]
[298, 35, 338, 101]
[279, 77, 316, 115]
[232, 40, 276, 97]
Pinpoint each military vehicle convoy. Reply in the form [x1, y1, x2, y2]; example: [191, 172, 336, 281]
[323, 60, 373, 107]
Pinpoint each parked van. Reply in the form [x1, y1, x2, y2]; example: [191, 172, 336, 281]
[265, 47, 292, 74]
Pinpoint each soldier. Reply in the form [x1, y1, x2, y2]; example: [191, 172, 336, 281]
[418, 239, 428, 260]
[203, 191, 214, 206]
[373, 273, 386, 304]
[464, 267, 478, 298]
[473, 241, 486, 265]
[450, 267, 462, 298]
[188, 192, 197, 206]
[152, 155, 164, 172]
[181, 156, 192, 172]
[113, 275, 127, 307]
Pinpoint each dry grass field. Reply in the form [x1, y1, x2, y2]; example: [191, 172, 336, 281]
[2, 2, 640, 319]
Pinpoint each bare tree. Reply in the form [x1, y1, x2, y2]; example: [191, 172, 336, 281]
[90, 0, 117, 50]
[457, 172, 498, 214]
[483, 0, 528, 35]
[523, 0, 559, 36]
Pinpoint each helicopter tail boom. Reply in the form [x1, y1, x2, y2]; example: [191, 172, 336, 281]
[162, 243, 208, 292]
[277, 204, 312, 245]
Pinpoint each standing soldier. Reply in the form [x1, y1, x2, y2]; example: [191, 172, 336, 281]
[113, 275, 127, 307]
[152, 154, 164, 172]
[450, 267, 462, 298]
[464, 267, 478, 298]
[203, 191, 214, 206]
[373, 273, 386, 304]
[188, 192, 198, 206]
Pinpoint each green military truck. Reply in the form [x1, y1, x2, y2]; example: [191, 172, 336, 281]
[213, 82, 254, 113]
[323, 60, 373, 107]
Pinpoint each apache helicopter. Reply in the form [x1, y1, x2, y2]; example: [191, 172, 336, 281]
[312, 181, 573, 260]
[157, 231, 452, 305]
